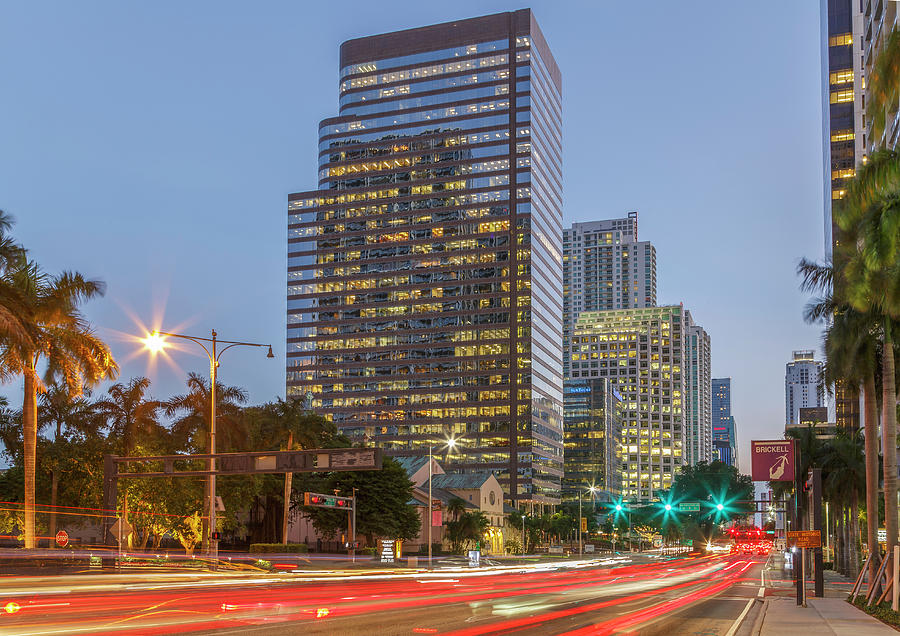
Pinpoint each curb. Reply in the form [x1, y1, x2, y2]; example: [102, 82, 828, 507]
[750, 597, 769, 635]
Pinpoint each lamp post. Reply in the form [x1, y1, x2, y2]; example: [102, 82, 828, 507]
[578, 492, 582, 557]
[144, 329, 273, 564]
[427, 436, 459, 569]
[428, 444, 433, 568]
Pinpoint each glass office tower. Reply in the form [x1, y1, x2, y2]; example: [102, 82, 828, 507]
[563, 378, 623, 503]
[286, 10, 564, 505]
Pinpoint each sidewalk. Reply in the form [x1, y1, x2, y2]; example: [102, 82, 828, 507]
[757, 597, 897, 635]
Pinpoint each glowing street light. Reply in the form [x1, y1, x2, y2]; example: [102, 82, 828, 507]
[141, 329, 273, 564]
[428, 434, 464, 568]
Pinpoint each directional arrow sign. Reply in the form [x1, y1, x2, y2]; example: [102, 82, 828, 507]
[678, 502, 701, 512]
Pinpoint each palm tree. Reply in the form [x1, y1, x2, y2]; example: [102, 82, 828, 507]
[165, 372, 248, 454]
[821, 430, 866, 577]
[0, 211, 34, 353]
[166, 372, 247, 552]
[0, 257, 118, 548]
[835, 152, 900, 555]
[799, 257, 883, 584]
[38, 382, 100, 538]
[96, 377, 164, 456]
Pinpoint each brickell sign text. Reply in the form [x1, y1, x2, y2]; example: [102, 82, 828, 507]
[750, 440, 795, 481]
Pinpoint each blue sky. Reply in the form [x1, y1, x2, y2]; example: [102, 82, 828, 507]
[0, 2, 824, 470]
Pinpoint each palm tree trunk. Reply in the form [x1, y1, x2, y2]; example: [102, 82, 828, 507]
[836, 504, 845, 575]
[883, 318, 898, 553]
[864, 372, 882, 585]
[23, 366, 37, 550]
[850, 487, 861, 578]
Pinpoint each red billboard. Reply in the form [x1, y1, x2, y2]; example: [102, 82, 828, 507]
[750, 440, 795, 481]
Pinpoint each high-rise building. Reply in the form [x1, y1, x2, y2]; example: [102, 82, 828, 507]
[286, 10, 564, 505]
[569, 305, 710, 501]
[821, 0, 864, 248]
[562, 378, 623, 503]
[785, 350, 825, 428]
[861, 0, 899, 152]
[821, 0, 864, 432]
[711, 378, 737, 467]
[685, 324, 712, 465]
[562, 213, 657, 380]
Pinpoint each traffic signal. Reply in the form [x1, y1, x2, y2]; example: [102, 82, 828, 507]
[304, 492, 353, 509]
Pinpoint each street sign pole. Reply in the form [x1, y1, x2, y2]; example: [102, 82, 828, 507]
[801, 546, 807, 607]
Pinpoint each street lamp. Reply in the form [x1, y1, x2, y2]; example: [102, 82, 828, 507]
[143, 329, 273, 563]
[427, 435, 460, 569]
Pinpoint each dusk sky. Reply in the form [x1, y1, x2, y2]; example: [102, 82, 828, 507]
[1, 1, 823, 471]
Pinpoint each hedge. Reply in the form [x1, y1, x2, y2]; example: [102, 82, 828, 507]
[249, 543, 309, 554]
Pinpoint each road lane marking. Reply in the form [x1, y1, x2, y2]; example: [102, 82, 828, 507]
[724, 598, 755, 636]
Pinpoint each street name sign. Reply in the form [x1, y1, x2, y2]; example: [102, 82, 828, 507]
[787, 530, 821, 549]
[678, 502, 701, 512]
[750, 440, 795, 481]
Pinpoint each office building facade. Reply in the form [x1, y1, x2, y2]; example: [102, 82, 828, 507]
[286, 10, 564, 504]
[562, 378, 623, 503]
[570, 305, 709, 501]
[711, 378, 737, 467]
[562, 213, 657, 380]
[785, 350, 825, 428]
[861, 0, 899, 152]
[685, 324, 712, 465]
[821, 0, 864, 431]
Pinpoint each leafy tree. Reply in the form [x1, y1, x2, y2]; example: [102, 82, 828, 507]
[445, 510, 489, 554]
[665, 461, 753, 539]
[298, 456, 420, 547]
[0, 253, 117, 548]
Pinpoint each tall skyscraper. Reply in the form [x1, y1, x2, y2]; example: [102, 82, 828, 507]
[685, 324, 712, 465]
[286, 10, 564, 505]
[785, 350, 825, 428]
[711, 378, 737, 467]
[562, 213, 657, 380]
[570, 305, 710, 501]
[821, 0, 864, 431]
[563, 378, 623, 503]
[821, 0, 864, 249]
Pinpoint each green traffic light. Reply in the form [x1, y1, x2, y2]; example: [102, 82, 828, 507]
[615, 504, 622, 512]
[716, 503, 724, 511]
[664, 503, 672, 511]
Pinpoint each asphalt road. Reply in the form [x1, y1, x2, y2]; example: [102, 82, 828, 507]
[1, 554, 768, 635]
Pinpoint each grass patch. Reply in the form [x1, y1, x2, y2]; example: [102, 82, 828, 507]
[249, 543, 308, 554]
[850, 595, 900, 628]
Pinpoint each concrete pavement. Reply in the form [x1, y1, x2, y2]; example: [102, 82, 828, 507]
[756, 597, 896, 635]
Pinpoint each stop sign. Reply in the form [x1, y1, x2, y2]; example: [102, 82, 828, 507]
[55, 530, 68, 547]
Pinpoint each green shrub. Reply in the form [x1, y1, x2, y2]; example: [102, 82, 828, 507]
[249, 543, 308, 554]
[358, 547, 376, 556]
[849, 596, 900, 628]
